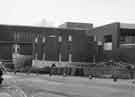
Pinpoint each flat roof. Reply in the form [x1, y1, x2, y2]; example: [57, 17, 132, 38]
[120, 23, 135, 29]
[0, 24, 89, 31]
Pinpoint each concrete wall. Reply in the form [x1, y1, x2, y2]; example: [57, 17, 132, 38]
[12, 53, 32, 69]
[32, 60, 91, 68]
[92, 23, 119, 49]
[90, 23, 120, 60]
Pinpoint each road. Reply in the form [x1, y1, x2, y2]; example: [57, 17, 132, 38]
[0, 73, 134, 97]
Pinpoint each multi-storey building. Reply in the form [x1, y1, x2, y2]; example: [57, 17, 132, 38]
[32, 22, 95, 68]
[91, 22, 135, 63]
[0, 23, 95, 72]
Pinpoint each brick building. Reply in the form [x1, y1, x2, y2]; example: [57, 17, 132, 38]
[32, 22, 95, 68]
[0, 23, 95, 71]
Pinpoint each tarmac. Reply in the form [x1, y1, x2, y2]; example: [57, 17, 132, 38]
[0, 72, 135, 97]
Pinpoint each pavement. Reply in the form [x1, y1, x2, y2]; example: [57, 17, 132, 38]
[0, 72, 134, 97]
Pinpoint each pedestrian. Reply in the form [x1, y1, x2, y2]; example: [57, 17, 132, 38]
[0, 68, 3, 76]
[49, 67, 52, 77]
[0, 68, 3, 84]
[63, 66, 68, 77]
[112, 68, 118, 82]
[14, 64, 17, 74]
[49, 64, 56, 77]
[127, 65, 134, 79]
[130, 65, 134, 79]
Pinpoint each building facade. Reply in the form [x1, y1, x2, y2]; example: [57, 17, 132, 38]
[0, 24, 34, 68]
[92, 22, 135, 63]
[59, 22, 93, 30]
[0, 23, 95, 69]
[32, 24, 95, 68]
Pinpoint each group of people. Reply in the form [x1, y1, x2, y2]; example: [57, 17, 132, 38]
[49, 64, 68, 77]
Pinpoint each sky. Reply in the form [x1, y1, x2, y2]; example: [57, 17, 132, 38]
[0, 0, 135, 27]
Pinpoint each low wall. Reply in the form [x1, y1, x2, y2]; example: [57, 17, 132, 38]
[32, 60, 134, 79]
[12, 53, 32, 69]
[32, 60, 91, 68]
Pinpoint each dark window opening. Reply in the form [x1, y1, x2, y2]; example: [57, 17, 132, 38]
[104, 35, 112, 42]
[88, 36, 94, 41]
[120, 29, 135, 48]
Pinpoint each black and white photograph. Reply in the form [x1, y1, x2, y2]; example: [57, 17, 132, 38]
[0, 0, 134, 97]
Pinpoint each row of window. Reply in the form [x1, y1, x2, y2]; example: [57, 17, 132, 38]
[120, 36, 135, 43]
[34, 53, 72, 61]
[90, 35, 113, 51]
[15, 32, 34, 41]
[35, 35, 72, 43]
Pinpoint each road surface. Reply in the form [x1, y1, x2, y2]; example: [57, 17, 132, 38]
[0, 73, 134, 97]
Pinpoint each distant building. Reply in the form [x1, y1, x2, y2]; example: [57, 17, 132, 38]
[59, 22, 93, 30]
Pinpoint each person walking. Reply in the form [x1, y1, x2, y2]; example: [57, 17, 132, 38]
[127, 64, 135, 79]
[49, 64, 56, 77]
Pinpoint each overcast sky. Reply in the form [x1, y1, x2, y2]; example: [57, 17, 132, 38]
[0, 0, 135, 27]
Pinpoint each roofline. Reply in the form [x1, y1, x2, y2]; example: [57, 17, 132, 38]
[0, 24, 89, 31]
[93, 22, 120, 29]
[94, 22, 135, 29]
[120, 23, 135, 29]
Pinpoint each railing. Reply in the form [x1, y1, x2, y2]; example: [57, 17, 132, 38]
[120, 43, 135, 48]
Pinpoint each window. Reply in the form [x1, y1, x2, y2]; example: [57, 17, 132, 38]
[120, 29, 135, 48]
[42, 37, 46, 43]
[104, 35, 112, 42]
[121, 36, 135, 44]
[35, 53, 38, 60]
[58, 36, 62, 42]
[67, 44, 72, 51]
[17, 48, 20, 53]
[35, 37, 38, 43]
[58, 53, 62, 62]
[42, 52, 46, 60]
[120, 36, 125, 43]
[94, 36, 97, 41]
[16, 32, 20, 41]
[13, 44, 20, 53]
[68, 35, 72, 42]
[69, 53, 72, 63]
[120, 35, 135, 48]
[88, 36, 94, 41]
